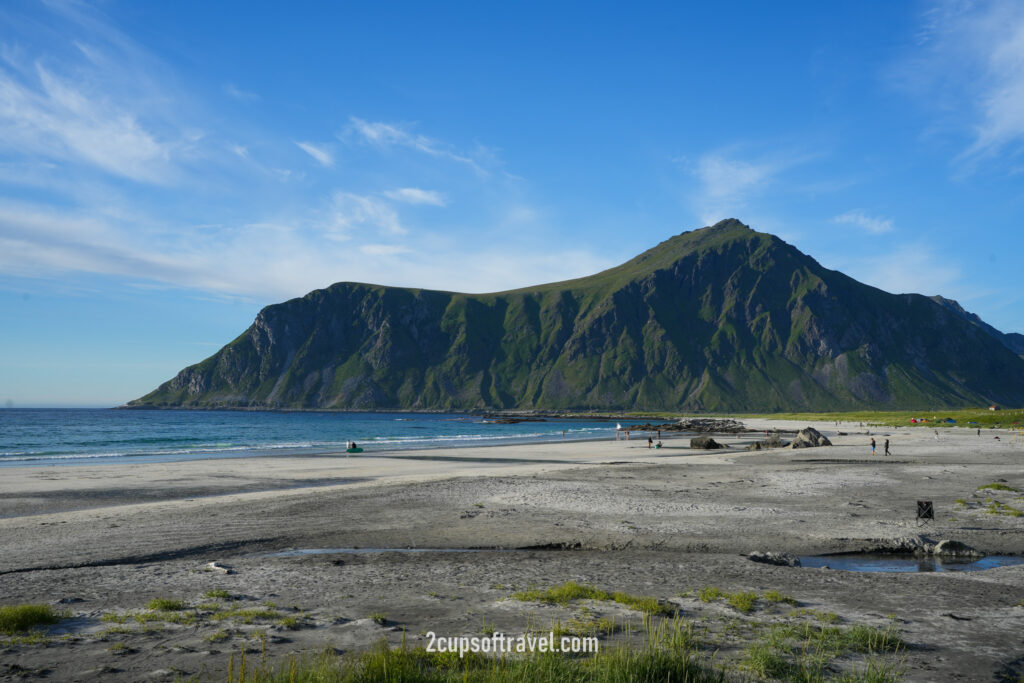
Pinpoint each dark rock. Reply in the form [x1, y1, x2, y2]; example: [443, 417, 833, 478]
[748, 551, 801, 567]
[690, 436, 725, 449]
[933, 539, 983, 558]
[746, 434, 789, 450]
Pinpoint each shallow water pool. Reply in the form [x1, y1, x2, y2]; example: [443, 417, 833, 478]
[798, 553, 1024, 573]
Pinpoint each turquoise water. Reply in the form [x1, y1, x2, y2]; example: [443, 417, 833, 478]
[0, 409, 623, 467]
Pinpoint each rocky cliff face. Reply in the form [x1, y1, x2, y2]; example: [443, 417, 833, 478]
[129, 220, 1024, 411]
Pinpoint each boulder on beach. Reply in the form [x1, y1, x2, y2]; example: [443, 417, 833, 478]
[746, 434, 789, 450]
[789, 427, 832, 449]
[933, 539, 983, 558]
[690, 436, 725, 449]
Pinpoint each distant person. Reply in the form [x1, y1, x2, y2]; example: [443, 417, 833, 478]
[647, 436, 653, 449]
[977, 429, 981, 436]
[934, 430, 939, 441]
[656, 441, 663, 449]
[884, 439, 890, 456]
[625, 430, 630, 440]
[870, 437, 876, 455]
[657, 430, 661, 440]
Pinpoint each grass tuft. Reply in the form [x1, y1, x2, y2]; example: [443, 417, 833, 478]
[0, 604, 61, 635]
[146, 598, 187, 611]
[511, 581, 673, 616]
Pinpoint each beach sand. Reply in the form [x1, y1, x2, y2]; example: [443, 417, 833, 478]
[1, 420, 1022, 681]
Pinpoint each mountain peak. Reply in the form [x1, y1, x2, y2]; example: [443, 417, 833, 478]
[129, 221, 1024, 412]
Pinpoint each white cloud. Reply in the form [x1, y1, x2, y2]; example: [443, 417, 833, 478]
[346, 117, 487, 174]
[382, 187, 447, 206]
[842, 244, 961, 296]
[833, 210, 894, 234]
[360, 243, 410, 256]
[690, 150, 810, 225]
[0, 62, 175, 183]
[0, 197, 615, 300]
[326, 192, 405, 239]
[295, 141, 334, 167]
[223, 83, 259, 102]
[900, 0, 1024, 166]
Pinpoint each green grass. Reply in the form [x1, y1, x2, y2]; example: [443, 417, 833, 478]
[205, 589, 233, 599]
[984, 500, 1024, 517]
[761, 590, 799, 606]
[511, 581, 674, 616]
[738, 408, 1024, 429]
[0, 604, 61, 635]
[369, 612, 387, 625]
[979, 482, 1021, 492]
[726, 591, 759, 613]
[205, 628, 232, 643]
[223, 617, 724, 683]
[695, 586, 794, 613]
[146, 597, 187, 611]
[212, 607, 282, 624]
[741, 621, 905, 682]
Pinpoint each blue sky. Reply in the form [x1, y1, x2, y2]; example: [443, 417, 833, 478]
[2, 1, 1023, 406]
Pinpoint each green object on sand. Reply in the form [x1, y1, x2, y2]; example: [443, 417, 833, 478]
[346, 447, 363, 453]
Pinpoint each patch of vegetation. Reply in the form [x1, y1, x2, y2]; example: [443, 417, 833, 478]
[739, 408, 1024, 430]
[222, 617, 723, 682]
[99, 612, 129, 624]
[511, 581, 674, 616]
[204, 629, 232, 643]
[726, 591, 759, 613]
[741, 621, 905, 681]
[695, 586, 794, 613]
[212, 607, 282, 624]
[0, 604, 61, 635]
[146, 598, 187, 611]
[369, 613, 387, 625]
[984, 500, 1024, 517]
[790, 608, 841, 624]
[205, 589, 233, 599]
[761, 590, 799, 606]
[276, 616, 302, 630]
[978, 483, 1020, 492]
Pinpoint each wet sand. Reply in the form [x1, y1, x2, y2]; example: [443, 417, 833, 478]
[1, 420, 1022, 681]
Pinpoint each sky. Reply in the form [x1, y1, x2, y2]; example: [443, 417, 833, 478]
[1, 0, 1023, 407]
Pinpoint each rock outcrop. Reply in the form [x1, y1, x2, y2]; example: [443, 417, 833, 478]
[690, 436, 726, 449]
[789, 427, 832, 449]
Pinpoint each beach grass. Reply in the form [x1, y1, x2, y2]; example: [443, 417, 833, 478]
[0, 604, 62, 635]
[223, 617, 723, 683]
[736, 408, 1024, 429]
[511, 581, 674, 616]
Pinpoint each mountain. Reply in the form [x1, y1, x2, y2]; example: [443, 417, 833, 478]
[929, 295, 1024, 358]
[128, 220, 1024, 412]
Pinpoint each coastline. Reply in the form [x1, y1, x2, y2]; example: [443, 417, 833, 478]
[1, 419, 1023, 680]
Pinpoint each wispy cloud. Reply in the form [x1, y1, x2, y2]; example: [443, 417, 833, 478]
[223, 83, 259, 102]
[295, 141, 334, 167]
[346, 117, 487, 175]
[832, 210, 894, 234]
[382, 187, 447, 206]
[0, 61, 176, 183]
[899, 0, 1024, 167]
[689, 149, 812, 225]
[837, 243, 961, 296]
[326, 192, 405, 239]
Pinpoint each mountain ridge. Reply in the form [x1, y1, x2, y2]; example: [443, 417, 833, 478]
[128, 219, 1024, 412]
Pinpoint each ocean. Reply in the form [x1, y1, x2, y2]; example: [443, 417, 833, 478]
[0, 409, 624, 467]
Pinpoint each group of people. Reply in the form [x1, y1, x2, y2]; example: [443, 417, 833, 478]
[870, 437, 891, 456]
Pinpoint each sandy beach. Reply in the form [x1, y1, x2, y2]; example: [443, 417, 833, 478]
[1, 420, 1023, 681]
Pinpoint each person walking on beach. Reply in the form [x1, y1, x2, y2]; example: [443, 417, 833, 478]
[870, 437, 876, 455]
[934, 430, 939, 441]
[884, 439, 890, 456]
[647, 436, 653, 449]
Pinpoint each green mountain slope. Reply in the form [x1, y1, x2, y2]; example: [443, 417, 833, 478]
[129, 220, 1024, 411]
